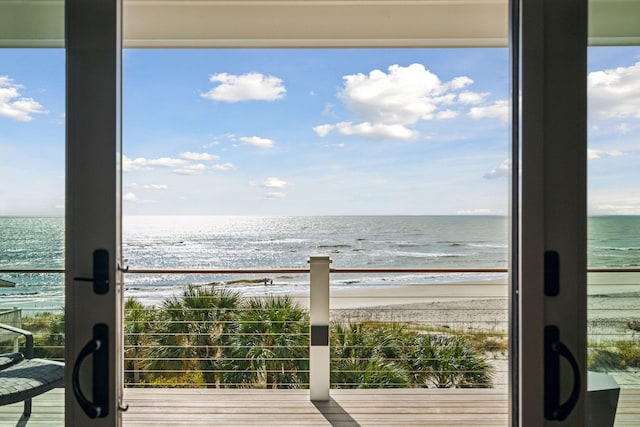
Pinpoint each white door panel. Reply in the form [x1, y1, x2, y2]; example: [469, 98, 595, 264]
[65, 0, 122, 425]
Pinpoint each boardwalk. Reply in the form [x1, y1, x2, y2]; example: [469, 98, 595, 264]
[0, 387, 638, 426]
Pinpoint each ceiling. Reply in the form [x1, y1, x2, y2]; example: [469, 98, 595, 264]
[0, 0, 639, 48]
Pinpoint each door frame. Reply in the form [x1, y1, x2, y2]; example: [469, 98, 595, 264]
[65, 0, 122, 424]
[62, 0, 591, 424]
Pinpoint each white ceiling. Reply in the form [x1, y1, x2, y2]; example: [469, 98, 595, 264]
[0, 0, 638, 48]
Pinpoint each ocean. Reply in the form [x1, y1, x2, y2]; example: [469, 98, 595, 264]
[0, 215, 638, 309]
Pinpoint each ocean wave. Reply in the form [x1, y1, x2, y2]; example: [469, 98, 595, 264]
[390, 242, 428, 248]
[0, 291, 39, 296]
[436, 241, 466, 247]
[394, 251, 468, 258]
[469, 243, 508, 249]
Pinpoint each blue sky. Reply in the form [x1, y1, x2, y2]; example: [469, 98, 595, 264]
[1, 47, 639, 216]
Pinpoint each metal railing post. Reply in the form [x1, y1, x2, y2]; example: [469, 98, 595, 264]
[309, 256, 331, 401]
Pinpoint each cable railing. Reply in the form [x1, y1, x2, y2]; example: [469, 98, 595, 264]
[1, 267, 639, 389]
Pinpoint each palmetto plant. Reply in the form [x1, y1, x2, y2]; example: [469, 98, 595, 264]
[331, 322, 410, 388]
[407, 334, 493, 388]
[121, 288, 493, 389]
[331, 322, 492, 389]
[123, 298, 157, 385]
[224, 296, 310, 388]
[142, 285, 240, 385]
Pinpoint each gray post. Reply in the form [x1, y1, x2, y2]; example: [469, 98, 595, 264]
[309, 256, 331, 401]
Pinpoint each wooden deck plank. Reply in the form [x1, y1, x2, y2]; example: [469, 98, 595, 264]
[0, 387, 638, 426]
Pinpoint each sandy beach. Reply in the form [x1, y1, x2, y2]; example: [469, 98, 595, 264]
[288, 274, 640, 335]
[287, 279, 509, 333]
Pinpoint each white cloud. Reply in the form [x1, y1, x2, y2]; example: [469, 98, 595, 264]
[313, 124, 335, 137]
[212, 163, 236, 171]
[321, 102, 337, 117]
[123, 155, 191, 172]
[123, 156, 152, 172]
[148, 157, 190, 168]
[125, 183, 168, 190]
[436, 110, 458, 120]
[468, 99, 509, 122]
[588, 148, 625, 160]
[201, 72, 286, 102]
[458, 91, 489, 105]
[239, 136, 275, 149]
[179, 152, 220, 161]
[339, 64, 469, 126]
[588, 61, 640, 119]
[123, 155, 195, 172]
[123, 192, 152, 203]
[334, 122, 417, 140]
[616, 123, 631, 134]
[448, 76, 474, 90]
[0, 76, 47, 121]
[484, 159, 511, 179]
[124, 154, 234, 176]
[315, 63, 494, 141]
[265, 192, 286, 199]
[173, 164, 206, 175]
[262, 177, 289, 188]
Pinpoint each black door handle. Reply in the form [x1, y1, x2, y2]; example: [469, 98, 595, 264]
[74, 249, 109, 294]
[72, 324, 109, 418]
[544, 325, 581, 421]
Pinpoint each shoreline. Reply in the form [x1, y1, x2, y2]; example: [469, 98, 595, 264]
[3, 274, 638, 329]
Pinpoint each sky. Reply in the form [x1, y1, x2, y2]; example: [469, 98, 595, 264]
[1, 47, 639, 216]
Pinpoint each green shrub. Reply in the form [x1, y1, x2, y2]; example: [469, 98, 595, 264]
[588, 348, 626, 371]
[120, 288, 494, 390]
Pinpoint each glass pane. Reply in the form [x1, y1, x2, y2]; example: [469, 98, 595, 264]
[121, 48, 510, 422]
[0, 48, 65, 422]
[587, 44, 640, 426]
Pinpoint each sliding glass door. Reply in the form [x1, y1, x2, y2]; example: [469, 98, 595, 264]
[18, 0, 623, 425]
[518, 0, 588, 424]
[0, 2, 66, 425]
[586, 1, 640, 426]
[65, 0, 122, 425]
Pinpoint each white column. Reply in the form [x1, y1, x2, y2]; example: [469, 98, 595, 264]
[309, 256, 331, 401]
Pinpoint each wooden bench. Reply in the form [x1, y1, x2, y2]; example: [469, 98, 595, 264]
[0, 323, 64, 417]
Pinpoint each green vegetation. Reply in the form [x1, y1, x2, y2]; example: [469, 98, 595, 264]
[588, 320, 640, 372]
[224, 296, 310, 388]
[11, 286, 498, 389]
[589, 340, 640, 372]
[329, 321, 491, 388]
[19, 311, 64, 360]
[119, 286, 494, 389]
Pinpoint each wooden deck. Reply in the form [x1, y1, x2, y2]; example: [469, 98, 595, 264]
[0, 387, 638, 426]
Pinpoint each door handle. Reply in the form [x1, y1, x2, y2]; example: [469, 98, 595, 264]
[74, 249, 109, 294]
[544, 325, 580, 421]
[72, 323, 109, 418]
